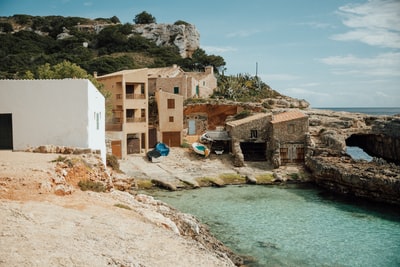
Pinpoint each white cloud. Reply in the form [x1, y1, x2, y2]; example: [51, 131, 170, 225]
[202, 46, 237, 53]
[332, 0, 400, 48]
[299, 22, 335, 29]
[284, 87, 329, 97]
[261, 73, 300, 81]
[226, 29, 261, 38]
[320, 52, 400, 77]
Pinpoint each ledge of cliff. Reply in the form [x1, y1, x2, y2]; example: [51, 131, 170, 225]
[132, 23, 200, 58]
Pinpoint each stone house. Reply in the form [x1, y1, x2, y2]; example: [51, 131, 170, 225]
[226, 113, 271, 162]
[148, 64, 217, 99]
[225, 110, 309, 167]
[268, 110, 309, 167]
[0, 79, 106, 163]
[155, 90, 184, 147]
[96, 69, 149, 159]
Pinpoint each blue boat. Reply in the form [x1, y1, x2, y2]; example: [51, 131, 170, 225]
[155, 142, 170, 156]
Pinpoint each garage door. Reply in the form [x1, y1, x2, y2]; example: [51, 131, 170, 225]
[162, 132, 181, 147]
[240, 142, 266, 161]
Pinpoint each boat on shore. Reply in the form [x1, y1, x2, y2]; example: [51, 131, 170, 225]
[192, 142, 210, 157]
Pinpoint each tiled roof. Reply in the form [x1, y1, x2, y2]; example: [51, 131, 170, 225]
[271, 110, 306, 124]
[226, 113, 269, 127]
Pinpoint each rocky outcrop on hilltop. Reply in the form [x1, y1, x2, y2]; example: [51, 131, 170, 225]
[132, 23, 200, 58]
[304, 109, 400, 205]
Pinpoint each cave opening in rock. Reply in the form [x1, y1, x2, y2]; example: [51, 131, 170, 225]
[345, 134, 399, 164]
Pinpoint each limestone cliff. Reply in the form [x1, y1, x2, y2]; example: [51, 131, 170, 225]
[132, 23, 200, 58]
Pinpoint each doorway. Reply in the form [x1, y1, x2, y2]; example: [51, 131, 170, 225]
[0, 114, 13, 149]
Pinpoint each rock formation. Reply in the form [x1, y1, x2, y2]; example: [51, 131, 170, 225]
[304, 109, 400, 205]
[132, 23, 200, 58]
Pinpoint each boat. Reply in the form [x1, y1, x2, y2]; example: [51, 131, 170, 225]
[192, 142, 210, 157]
[147, 149, 162, 163]
[155, 142, 170, 156]
[200, 133, 213, 143]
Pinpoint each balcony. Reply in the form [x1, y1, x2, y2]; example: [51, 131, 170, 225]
[126, 117, 146, 123]
[106, 123, 122, 131]
[126, 93, 146, 99]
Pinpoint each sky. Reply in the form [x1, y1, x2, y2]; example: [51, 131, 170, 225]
[1, 0, 399, 107]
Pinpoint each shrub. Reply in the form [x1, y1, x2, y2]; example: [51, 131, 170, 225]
[78, 179, 106, 192]
[51, 155, 74, 167]
[234, 110, 251, 120]
[106, 154, 120, 171]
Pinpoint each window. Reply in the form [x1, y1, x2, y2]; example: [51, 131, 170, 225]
[167, 99, 175, 109]
[174, 87, 179, 94]
[288, 124, 295, 134]
[196, 85, 199, 95]
[169, 116, 174, 122]
[125, 84, 134, 94]
[126, 109, 134, 122]
[96, 112, 100, 130]
[250, 129, 258, 138]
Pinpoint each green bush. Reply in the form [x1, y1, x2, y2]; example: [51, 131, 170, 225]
[78, 179, 106, 192]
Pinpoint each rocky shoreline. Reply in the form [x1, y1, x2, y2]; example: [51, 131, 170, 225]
[1, 108, 399, 266]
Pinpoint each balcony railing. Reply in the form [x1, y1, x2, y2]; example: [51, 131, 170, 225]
[126, 93, 146, 99]
[106, 123, 122, 131]
[126, 117, 146, 123]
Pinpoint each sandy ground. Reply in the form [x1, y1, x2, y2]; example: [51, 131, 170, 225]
[0, 150, 236, 267]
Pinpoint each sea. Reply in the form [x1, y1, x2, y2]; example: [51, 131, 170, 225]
[147, 107, 400, 267]
[315, 107, 400, 116]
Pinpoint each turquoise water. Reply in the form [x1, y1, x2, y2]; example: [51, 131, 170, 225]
[149, 185, 400, 267]
[346, 146, 373, 161]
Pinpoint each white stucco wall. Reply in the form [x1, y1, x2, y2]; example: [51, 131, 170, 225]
[0, 79, 106, 163]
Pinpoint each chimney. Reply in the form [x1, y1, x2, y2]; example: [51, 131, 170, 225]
[93, 71, 97, 78]
[205, 66, 213, 74]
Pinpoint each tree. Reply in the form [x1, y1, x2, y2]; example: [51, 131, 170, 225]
[134, 11, 156, 24]
[110, 16, 120, 24]
[36, 61, 108, 96]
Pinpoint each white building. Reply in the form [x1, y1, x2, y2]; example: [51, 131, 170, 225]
[0, 79, 106, 163]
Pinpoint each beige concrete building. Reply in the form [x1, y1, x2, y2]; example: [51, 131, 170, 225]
[148, 65, 216, 99]
[155, 90, 184, 147]
[96, 69, 149, 159]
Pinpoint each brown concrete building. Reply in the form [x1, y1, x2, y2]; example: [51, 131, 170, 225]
[148, 65, 217, 99]
[96, 69, 149, 159]
[155, 90, 184, 147]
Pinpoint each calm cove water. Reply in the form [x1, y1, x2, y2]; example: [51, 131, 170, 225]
[147, 107, 400, 266]
[150, 185, 400, 267]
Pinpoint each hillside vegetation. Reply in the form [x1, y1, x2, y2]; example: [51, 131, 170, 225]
[0, 14, 307, 106]
[0, 14, 225, 78]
